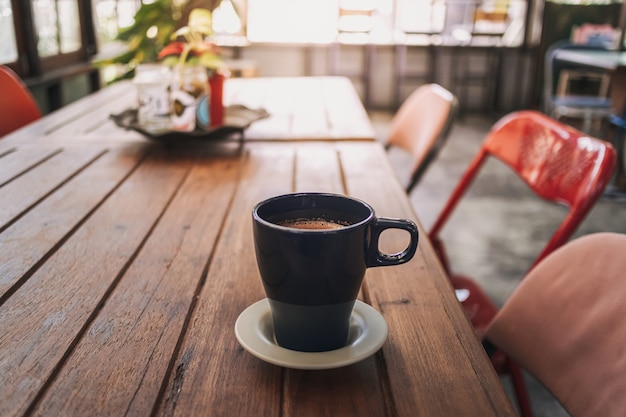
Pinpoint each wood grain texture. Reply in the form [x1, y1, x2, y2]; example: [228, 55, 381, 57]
[0, 77, 375, 145]
[339, 142, 513, 417]
[155, 149, 292, 417]
[0, 147, 61, 185]
[0, 151, 190, 417]
[0, 145, 146, 299]
[30, 154, 243, 417]
[0, 146, 107, 229]
[0, 78, 516, 417]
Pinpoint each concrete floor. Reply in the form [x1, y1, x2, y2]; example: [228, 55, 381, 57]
[370, 111, 626, 417]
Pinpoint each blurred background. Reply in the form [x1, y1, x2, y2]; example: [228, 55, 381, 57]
[2, 0, 624, 116]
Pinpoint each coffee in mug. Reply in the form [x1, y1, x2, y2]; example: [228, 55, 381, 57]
[252, 192, 419, 352]
[276, 218, 347, 230]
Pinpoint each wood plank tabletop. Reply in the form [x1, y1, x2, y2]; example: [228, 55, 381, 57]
[0, 131, 517, 417]
[1, 76, 375, 145]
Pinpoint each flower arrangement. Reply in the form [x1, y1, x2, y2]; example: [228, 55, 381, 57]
[92, 0, 179, 82]
[157, 8, 224, 70]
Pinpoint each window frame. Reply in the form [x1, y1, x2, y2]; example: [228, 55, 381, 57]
[5, 0, 98, 79]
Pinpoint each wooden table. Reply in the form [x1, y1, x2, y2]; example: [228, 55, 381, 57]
[0, 78, 517, 417]
[554, 49, 626, 192]
[2, 76, 375, 144]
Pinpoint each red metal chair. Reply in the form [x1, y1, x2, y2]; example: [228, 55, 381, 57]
[428, 110, 617, 417]
[0, 65, 42, 137]
[385, 83, 458, 194]
[486, 232, 626, 417]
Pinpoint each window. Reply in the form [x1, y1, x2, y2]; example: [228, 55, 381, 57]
[1, 0, 97, 77]
[32, 0, 81, 57]
[247, 0, 339, 43]
[396, 0, 447, 35]
[93, 0, 143, 49]
[1, 0, 531, 74]
[245, 0, 528, 46]
[0, 0, 18, 64]
[88, 0, 529, 54]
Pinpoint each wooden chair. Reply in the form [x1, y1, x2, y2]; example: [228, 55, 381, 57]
[385, 83, 458, 194]
[0, 65, 42, 137]
[428, 110, 617, 417]
[486, 232, 626, 417]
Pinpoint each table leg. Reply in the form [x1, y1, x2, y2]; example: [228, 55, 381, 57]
[605, 70, 626, 199]
[606, 114, 626, 199]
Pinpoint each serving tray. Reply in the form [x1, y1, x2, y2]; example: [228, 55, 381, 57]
[110, 104, 270, 143]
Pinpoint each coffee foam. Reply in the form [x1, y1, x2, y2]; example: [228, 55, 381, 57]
[277, 218, 347, 230]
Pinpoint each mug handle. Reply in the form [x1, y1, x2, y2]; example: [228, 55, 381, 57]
[366, 218, 419, 267]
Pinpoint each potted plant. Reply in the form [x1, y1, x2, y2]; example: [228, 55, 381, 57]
[95, 1, 228, 129]
[94, 0, 225, 82]
[158, 8, 223, 69]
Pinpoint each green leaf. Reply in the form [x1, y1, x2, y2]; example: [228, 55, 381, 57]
[188, 8, 214, 36]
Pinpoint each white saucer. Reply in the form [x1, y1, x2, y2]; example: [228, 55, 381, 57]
[235, 299, 388, 370]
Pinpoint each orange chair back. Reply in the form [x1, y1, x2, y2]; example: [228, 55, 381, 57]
[486, 232, 626, 417]
[0, 66, 42, 137]
[386, 83, 458, 194]
[430, 110, 616, 272]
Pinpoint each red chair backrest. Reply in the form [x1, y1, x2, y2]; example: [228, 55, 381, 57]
[0, 65, 42, 137]
[430, 110, 616, 271]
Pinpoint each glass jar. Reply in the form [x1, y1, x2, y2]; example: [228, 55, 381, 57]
[170, 65, 210, 132]
[133, 64, 172, 132]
